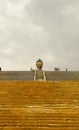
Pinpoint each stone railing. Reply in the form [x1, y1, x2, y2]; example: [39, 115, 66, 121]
[43, 71, 46, 81]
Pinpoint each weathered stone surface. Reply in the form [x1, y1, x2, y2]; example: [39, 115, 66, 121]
[0, 71, 34, 81]
[46, 71, 79, 81]
[0, 71, 79, 81]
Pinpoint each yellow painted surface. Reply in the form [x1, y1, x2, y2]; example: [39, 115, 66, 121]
[0, 81, 79, 130]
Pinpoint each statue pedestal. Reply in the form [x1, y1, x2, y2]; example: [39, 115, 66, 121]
[34, 70, 46, 81]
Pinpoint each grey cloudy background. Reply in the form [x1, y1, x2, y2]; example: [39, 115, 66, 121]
[0, 0, 79, 71]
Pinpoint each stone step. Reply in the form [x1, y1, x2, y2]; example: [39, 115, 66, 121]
[0, 71, 34, 81]
[46, 71, 79, 81]
[0, 81, 79, 129]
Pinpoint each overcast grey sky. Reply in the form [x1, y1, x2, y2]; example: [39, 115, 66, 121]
[0, 0, 79, 70]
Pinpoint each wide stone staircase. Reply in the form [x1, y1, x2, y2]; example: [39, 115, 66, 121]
[0, 71, 79, 81]
[0, 81, 79, 130]
[46, 71, 79, 81]
[0, 71, 34, 81]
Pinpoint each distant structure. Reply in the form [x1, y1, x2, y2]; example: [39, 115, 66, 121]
[54, 67, 60, 72]
[0, 67, 1, 71]
[36, 59, 43, 70]
[66, 68, 68, 72]
[30, 68, 35, 72]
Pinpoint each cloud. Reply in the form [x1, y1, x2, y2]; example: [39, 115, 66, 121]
[0, 0, 79, 70]
[27, 0, 79, 70]
[0, 0, 50, 70]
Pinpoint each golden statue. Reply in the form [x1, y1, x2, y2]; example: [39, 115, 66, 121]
[36, 59, 43, 70]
